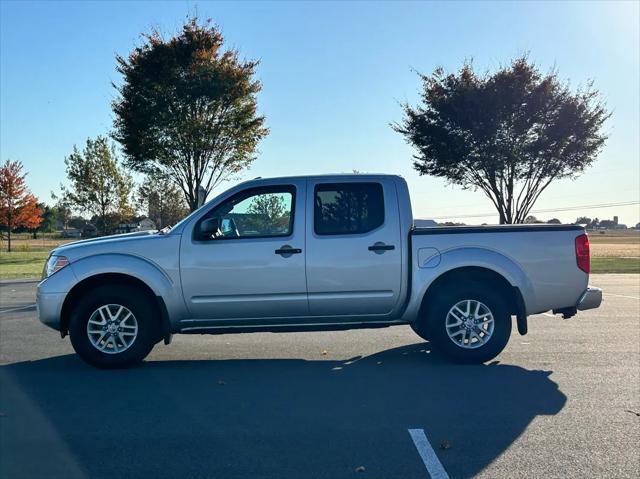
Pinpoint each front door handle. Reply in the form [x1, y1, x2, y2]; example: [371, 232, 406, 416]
[368, 242, 395, 253]
[275, 246, 302, 256]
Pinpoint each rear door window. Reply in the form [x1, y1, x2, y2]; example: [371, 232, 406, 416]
[314, 182, 384, 235]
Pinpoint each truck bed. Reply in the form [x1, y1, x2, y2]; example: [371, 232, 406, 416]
[409, 224, 587, 315]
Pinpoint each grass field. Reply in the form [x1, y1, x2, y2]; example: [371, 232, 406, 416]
[591, 257, 640, 274]
[0, 250, 48, 279]
[588, 230, 639, 272]
[1, 229, 638, 279]
[0, 233, 73, 252]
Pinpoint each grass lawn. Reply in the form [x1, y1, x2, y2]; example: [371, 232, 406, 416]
[588, 231, 640, 244]
[591, 257, 640, 274]
[0, 250, 49, 279]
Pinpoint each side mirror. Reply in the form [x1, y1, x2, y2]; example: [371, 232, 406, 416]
[199, 218, 220, 239]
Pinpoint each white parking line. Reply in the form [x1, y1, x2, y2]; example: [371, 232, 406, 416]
[0, 304, 36, 314]
[408, 428, 450, 479]
[542, 312, 556, 317]
[604, 293, 639, 300]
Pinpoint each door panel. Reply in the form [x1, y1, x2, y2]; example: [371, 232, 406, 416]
[305, 179, 403, 317]
[180, 182, 307, 319]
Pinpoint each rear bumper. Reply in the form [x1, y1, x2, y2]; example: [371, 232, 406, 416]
[577, 286, 602, 311]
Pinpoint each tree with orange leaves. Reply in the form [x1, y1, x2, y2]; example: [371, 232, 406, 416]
[0, 160, 43, 252]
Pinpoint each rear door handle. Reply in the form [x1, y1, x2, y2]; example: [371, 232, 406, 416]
[275, 246, 302, 256]
[368, 243, 395, 252]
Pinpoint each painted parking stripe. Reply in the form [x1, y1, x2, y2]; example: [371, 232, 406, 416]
[0, 304, 36, 314]
[408, 428, 450, 479]
[604, 293, 639, 300]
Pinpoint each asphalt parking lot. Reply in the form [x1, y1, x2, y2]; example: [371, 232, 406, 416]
[1, 275, 639, 479]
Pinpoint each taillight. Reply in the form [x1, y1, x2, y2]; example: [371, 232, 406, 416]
[575, 234, 590, 274]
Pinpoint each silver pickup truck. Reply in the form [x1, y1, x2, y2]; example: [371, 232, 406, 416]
[37, 174, 602, 368]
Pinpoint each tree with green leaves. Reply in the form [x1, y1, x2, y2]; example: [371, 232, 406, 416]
[394, 57, 610, 224]
[60, 136, 134, 235]
[35, 202, 57, 236]
[246, 193, 288, 233]
[50, 194, 73, 230]
[137, 172, 188, 229]
[112, 17, 269, 212]
[574, 216, 592, 225]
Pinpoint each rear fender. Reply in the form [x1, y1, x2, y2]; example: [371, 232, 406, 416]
[404, 246, 536, 321]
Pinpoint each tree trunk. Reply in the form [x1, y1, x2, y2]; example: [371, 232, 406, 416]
[101, 204, 107, 236]
[7, 229, 11, 252]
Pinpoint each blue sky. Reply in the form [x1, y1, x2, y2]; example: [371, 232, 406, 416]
[1, 0, 639, 225]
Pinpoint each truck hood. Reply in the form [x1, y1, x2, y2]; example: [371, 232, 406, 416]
[52, 230, 160, 256]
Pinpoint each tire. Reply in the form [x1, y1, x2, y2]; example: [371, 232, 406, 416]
[69, 284, 158, 368]
[426, 281, 512, 363]
[410, 319, 432, 341]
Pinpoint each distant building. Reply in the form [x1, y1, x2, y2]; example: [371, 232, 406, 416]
[61, 228, 82, 238]
[599, 217, 628, 230]
[114, 222, 139, 234]
[115, 218, 156, 234]
[137, 218, 156, 231]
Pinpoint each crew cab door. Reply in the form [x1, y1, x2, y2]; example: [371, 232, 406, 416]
[305, 178, 403, 317]
[179, 181, 308, 320]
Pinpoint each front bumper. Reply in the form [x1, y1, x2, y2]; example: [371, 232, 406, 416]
[577, 286, 603, 311]
[36, 288, 65, 331]
[36, 264, 78, 332]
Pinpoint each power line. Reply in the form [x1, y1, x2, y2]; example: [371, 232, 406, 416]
[427, 200, 640, 220]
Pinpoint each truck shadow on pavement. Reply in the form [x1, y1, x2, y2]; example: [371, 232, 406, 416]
[0, 343, 566, 479]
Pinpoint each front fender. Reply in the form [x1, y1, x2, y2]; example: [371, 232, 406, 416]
[68, 253, 187, 324]
[70, 253, 172, 293]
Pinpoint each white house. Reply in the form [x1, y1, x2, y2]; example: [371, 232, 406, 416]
[137, 218, 156, 231]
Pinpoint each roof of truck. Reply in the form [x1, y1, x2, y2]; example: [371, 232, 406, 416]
[245, 173, 404, 182]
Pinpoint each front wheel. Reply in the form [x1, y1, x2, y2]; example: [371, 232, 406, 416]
[69, 285, 158, 368]
[426, 282, 512, 363]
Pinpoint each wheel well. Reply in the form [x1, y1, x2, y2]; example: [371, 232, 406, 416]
[419, 266, 527, 334]
[60, 273, 167, 341]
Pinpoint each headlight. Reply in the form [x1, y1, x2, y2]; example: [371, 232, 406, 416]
[43, 255, 69, 278]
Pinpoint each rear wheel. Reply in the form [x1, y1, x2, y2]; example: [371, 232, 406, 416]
[69, 285, 157, 368]
[422, 281, 512, 363]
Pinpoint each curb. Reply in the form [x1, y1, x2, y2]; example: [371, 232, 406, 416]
[0, 278, 40, 285]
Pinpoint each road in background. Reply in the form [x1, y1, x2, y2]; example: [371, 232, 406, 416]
[1, 275, 638, 478]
